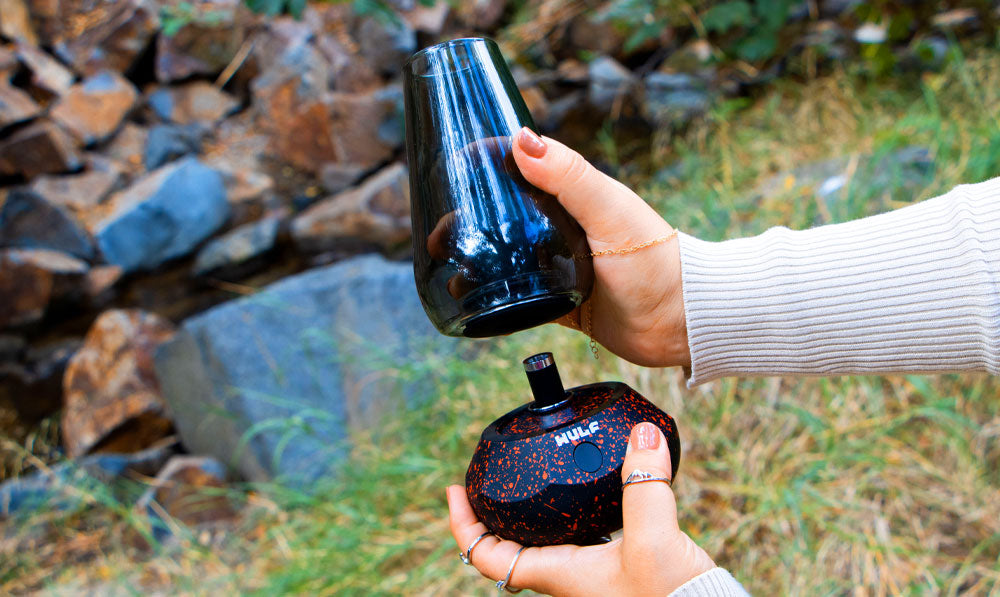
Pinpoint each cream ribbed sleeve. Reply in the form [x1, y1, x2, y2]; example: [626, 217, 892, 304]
[678, 177, 1000, 387]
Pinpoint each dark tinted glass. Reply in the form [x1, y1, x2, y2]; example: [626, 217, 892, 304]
[403, 38, 593, 338]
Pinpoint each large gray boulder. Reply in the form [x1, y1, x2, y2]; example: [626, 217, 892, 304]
[154, 255, 459, 485]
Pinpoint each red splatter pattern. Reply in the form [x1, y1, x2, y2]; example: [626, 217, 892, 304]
[466, 382, 681, 546]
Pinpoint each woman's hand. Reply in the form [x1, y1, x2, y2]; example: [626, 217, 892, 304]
[447, 423, 715, 596]
[512, 128, 689, 368]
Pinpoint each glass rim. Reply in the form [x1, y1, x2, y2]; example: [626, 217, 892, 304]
[402, 36, 498, 70]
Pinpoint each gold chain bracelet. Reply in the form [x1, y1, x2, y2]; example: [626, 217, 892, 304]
[589, 229, 678, 257]
[582, 229, 679, 358]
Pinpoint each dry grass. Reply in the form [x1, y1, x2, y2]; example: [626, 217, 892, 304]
[4, 48, 1000, 597]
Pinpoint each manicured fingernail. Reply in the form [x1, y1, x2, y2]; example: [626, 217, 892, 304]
[517, 127, 547, 158]
[633, 422, 660, 451]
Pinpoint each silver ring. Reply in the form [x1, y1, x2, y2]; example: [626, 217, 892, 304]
[622, 468, 672, 489]
[460, 531, 493, 565]
[495, 545, 527, 594]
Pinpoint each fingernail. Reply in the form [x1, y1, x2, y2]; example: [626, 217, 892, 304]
[517, 127, 547, 158]
[633, 422, 660, 451]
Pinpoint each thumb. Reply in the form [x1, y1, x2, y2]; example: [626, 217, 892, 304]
[511, 128, 669, 245]
[620, 422, 679, 560]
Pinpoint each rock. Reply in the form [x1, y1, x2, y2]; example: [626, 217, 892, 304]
[30, 159, 123, 215]
[254, 77, 395, 174]
[92, 158, 229, 273]
[456, 0, 507, 30]
[192, 216, 280, 278]
[15, 42, 74, 96]
[215, 166, 276, 226]
[588, 55, 634, 111]
[135, 455, 235, 540]
[147, 82, 239, 125]
[83, 264, 122, 306]
[404, 1, 450, 35]
[143, 123, 204, 170]
[0, 119, 83, 177]
[373, 83, 404, 149]
[102, 122, 147, 173]
[154, 254, 459, 484]
[326, 90, 397, 168]
[0, 0, 38, 45]
[53, 0, 159, 76]
[319, 162, 366, 195]
[0, 83, 41, 127]
[61, 309, 176, 458]
[854, 23, 887, 44]
[932, 8, 979, 30]
[557, 59, 589, 84]
[50, 71, 138, 146]
[0, 44, 18, 80]
[643, 72, 710, 126]
[314, 33, 380, 93]
[291, 163, 410, 254]
[0, 187, 94, 259]
[0, 338, 80, 421]
[356, 16, 416, 76]
[0, 438, 178, 517]
[0, 248, 88, 329]
[155, 0, 246, 82]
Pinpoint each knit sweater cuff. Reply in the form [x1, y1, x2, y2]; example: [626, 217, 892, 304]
[678, 178, 1000, 387]
[669, 568, 751, 597]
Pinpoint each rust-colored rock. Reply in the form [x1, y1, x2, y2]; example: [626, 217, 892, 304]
[136, 455, 235, 536]
[51, 71, 138, 145]
[0, 82, 41, 127]
[102, 122, 147, 173]
[0, 44, 18, 80]
[148, 81, 239, 125]
[291, 162, 410, 253]
[326, 91, 396, 169]
[0, 119, 83, 177]
[53, 0, 159, 76]
[61, 309, 176, 458]
[15, 42, 74, 96]
[30, 158, 123, 215]
[0, 0, 39, 45]
[83, 264, 122, 307]
[314, 34, 380, 93]
[155, 0, 246, 82]
[0, 248, 87, 329]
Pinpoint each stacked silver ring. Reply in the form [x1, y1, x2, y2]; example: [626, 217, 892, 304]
[460, 530, 493, 565]
[622, 468, 672, 489]
[495, 545, 526, 594]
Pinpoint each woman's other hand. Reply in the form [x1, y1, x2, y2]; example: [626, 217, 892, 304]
[447, 423, 715, 596]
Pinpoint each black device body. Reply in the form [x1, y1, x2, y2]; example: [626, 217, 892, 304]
[466, 353, 681, 546]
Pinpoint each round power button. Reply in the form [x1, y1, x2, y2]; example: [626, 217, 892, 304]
[573, 441, 603, 473]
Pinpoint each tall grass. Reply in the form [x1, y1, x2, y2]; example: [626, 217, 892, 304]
[4, 49, 1000, 596]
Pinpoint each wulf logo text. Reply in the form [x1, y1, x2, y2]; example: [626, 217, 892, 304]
[554, 421, 600, 446]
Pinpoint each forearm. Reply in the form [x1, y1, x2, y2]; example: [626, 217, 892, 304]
[678, 177, 1000, 386]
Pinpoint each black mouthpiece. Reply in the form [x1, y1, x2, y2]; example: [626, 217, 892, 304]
[523, 352, 567, 410]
